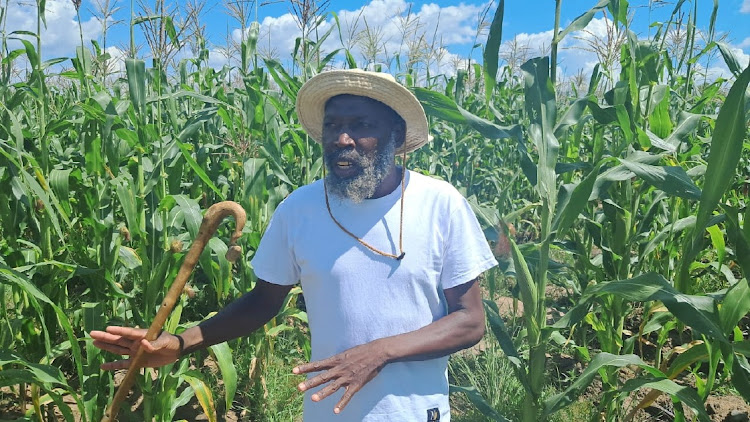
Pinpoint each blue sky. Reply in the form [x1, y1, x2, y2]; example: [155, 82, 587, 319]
[6, 0, 750, 79]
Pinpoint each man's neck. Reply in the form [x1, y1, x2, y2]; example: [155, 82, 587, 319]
[370, 164, 403, 199]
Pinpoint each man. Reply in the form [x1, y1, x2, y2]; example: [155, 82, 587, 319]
[91, 69, 497, 421]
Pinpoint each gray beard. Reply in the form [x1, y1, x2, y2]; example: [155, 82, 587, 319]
[325, 139, 396, 203]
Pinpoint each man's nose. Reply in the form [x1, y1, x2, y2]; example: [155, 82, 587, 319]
[334, 131, 355, 148]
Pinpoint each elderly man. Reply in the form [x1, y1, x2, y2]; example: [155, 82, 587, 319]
[91, 69, 497, 421]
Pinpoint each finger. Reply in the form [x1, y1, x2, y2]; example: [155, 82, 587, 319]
[100, 359, 131, 371]
[92, 340, 132, 356]
[105, 326, 148, 340]
[293, 357, 334, 375]
[298, 370, 335, 392]
[310, 380, 342, 402]
[90, 330, 127, 344]
[334, 386, 358, 414]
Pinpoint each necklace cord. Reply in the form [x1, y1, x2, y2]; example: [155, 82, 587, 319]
[323, 148, 408, 261]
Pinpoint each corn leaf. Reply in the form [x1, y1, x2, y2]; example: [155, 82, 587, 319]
[677, 63, 750, 293]
[544, 353, 662, 415]
[718, 278, 750, 334]
[552, 161, 603, 237]
[619, 377, 710, 422]
[620, 159, 701, 200]
[208, 343, 238, 412]
[555, 0, 610, 43]
[521, 56, 558, 206]
[482, 0, 504, 107]
[412, 88, 522, 140]
[449, 384, 511, 422]
[182, 371, 217, 422]
[732, 354, 750, 402]
[176, 141, 225, 199]
[125, 58, 146, 116]
[585, 274, 727, 342]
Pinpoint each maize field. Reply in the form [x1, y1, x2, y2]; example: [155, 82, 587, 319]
[0, 0, 749, 420]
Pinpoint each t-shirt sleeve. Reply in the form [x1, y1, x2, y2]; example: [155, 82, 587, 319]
[250, 200, 300, 286]
[440, 194, 498, 290]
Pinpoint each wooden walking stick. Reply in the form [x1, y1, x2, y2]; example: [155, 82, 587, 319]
[102, 201, 247, 422]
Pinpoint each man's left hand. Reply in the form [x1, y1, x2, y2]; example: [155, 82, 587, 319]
[293, 340, 388, 414]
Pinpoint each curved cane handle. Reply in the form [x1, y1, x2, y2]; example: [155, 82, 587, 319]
[102, 201, 246, 422]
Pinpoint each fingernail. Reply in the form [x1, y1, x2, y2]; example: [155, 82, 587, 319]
[292, 367, 299, 374]
[298, 383, 306, 391]
[334, 408, 340, 414]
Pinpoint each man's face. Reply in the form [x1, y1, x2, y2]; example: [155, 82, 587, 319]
[321, 95, 401, 202]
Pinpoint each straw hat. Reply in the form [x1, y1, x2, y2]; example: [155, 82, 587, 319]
[295, 69, 431, 154]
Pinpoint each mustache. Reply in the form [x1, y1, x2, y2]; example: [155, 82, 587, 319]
[325, 148, 370, 167]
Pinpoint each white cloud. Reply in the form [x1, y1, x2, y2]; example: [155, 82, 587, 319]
[692, 63, 734, 82]
[6, 0, 101, 58]
[103, 46, 126, 77]
[207, 48, 232, 70]
[739, 37, 750, 50]
[235, 0, 488, 71]
[500, 29, 554, 58]
[725, 44, 750, 69]
[741, 0, 750, 13]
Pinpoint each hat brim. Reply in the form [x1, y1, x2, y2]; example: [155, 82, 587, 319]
[295, 69, 430, 155]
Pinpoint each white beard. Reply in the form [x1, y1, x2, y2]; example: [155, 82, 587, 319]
[325, 132, 397, 203]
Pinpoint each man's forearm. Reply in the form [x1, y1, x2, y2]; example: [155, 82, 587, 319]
[377, 306, 484, 364]
[179, 280, 292, 355]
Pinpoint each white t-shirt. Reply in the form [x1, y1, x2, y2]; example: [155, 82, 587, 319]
[251, 170, 497, 422]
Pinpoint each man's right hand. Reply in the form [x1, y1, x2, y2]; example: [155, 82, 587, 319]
[90, 326, 182, 370]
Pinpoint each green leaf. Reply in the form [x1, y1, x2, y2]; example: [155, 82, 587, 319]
[620, 159, 701, 200]
[49, 168, 72, 213]
[0, 351, 70, 387]
[552, 161, 603, 237]
[164, 16, 179, 49]
[21, 168, 66, 241]
[412, 88, 522, 140]
[482, 0, 504, 107]
[664, 342, 708, 378]
[723, 206, 750, 278]
[556, 0, 610, 43]
[716, 41, 744, 77]
[449, 384, 511, 422]
[732, 354, 750, 402]
[619, 377, 710, 422]
[173, 195, 202, 239]
[509, 239, 538, 326]
[484, 300, 532, 396]
[544, 353, 656, 415]
[719, 278, 750, 334]
[113, 172, 141, 233]
[176, 141, 225, 200]
[208, 342, 238, 413]
[178, 107, 217, 142]
[706, 224, 726, 270]
[677, 63, 750, 293]
[182, 371, 217, 422]
[554, 97, 589, 137]
[641, 216, 696, 257]
[662, 112, 702, 151]
[17, 39, 39, 69]
[521, 56, 558, 206]
[125, 58, 146, 116]
[583, 274, 727, 342]
[0, 264, 84, 399]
